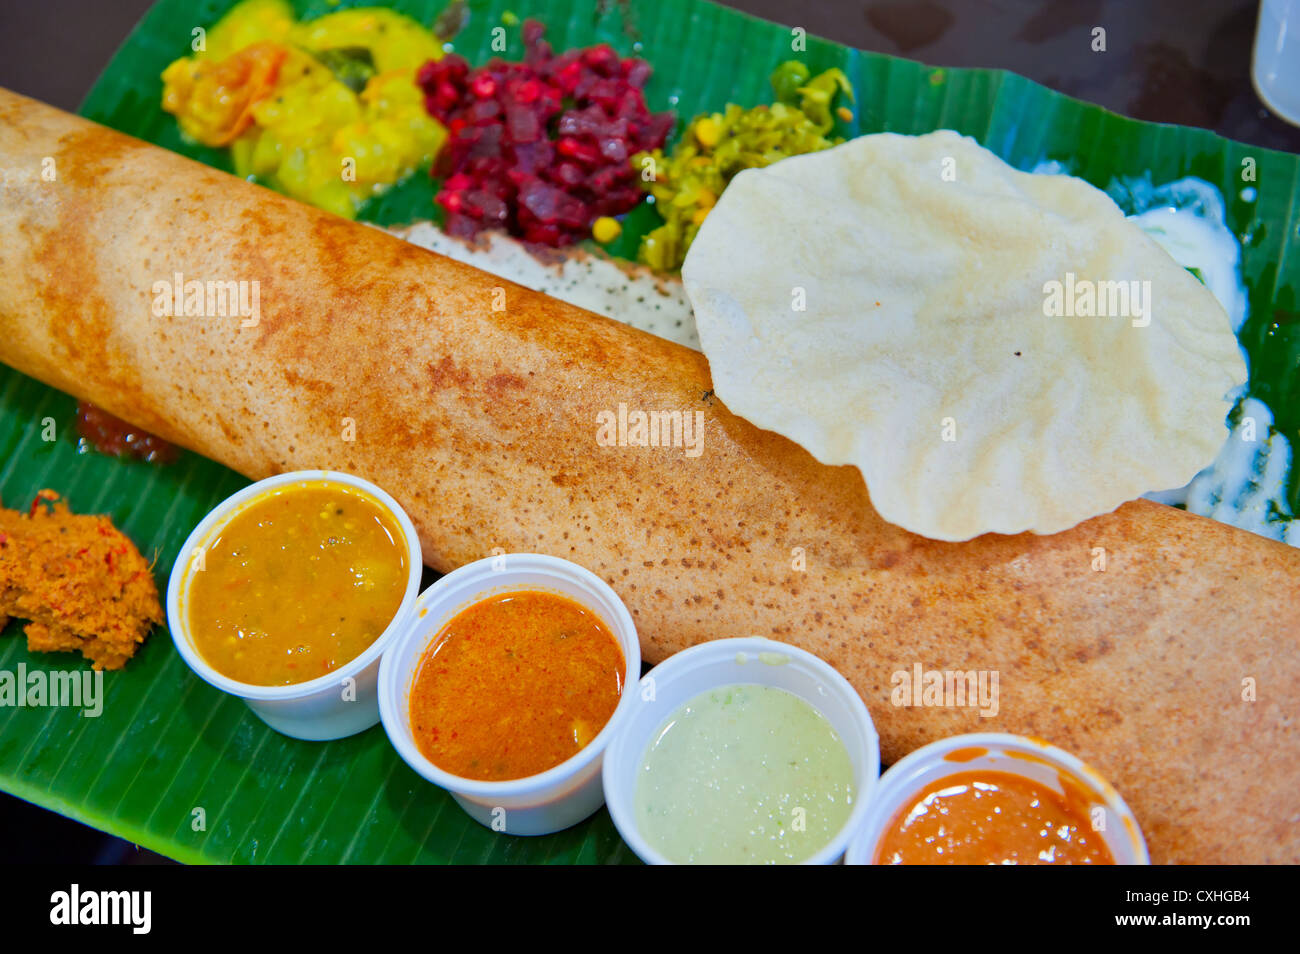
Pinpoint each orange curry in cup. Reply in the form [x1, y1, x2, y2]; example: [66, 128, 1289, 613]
[408, 590, 625, 781]
[876, 769, 1115, 865]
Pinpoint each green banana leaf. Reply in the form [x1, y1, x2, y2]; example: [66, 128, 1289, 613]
[1, 0, 1296, 864]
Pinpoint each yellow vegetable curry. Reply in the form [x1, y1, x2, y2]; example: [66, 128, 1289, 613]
[186, 480, 409, 686]
[162, 0, 446, 217]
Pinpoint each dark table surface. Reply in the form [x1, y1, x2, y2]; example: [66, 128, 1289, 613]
[0, 0, 1295, 863]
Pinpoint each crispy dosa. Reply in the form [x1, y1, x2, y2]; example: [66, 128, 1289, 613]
[0, 87, 1296, 863]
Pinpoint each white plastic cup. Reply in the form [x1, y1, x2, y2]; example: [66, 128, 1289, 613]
[167, 471, 423, 741]
[378, 553, 641, 836]
[602, 637, 881, 865]
[845, 732, 1149, 865]
[1253, 0, 1300, 127]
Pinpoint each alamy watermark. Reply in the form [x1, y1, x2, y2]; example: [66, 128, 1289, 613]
[0, 664, 103, 717]
[151, 272, 260, 327]
[1043, 272, 1151, 328]
[596, 403, 704, 458]
[891, 663, 999, 718]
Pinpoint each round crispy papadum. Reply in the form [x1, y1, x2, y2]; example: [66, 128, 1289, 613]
[681, 131, 1248, 540]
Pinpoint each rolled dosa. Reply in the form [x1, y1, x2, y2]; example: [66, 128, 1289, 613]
[1, 87, 1296, 863]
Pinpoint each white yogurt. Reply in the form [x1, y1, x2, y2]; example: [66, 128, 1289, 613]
[1127, 177, 1249, 334]
[1124, 178, 1296, 546]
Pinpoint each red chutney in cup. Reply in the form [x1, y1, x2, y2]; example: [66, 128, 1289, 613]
[875, 769, 1115, 865]
[408, 590, 625, 781]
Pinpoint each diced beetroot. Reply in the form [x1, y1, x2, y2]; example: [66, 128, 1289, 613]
[599, 137, 628, 163]
[523, 222, 563, 246]
[519, 180, 581, 225]
[416, 61, 439, 88]
[505, 102, 542, 142]
[553, 162, 584, 187]
[416, 20, 672, 247]
[512, 78, 541, 104]
[623, 60, 651, 88]
[555, 137, 596, 164]
[444, 213, 480, 239]
[644, 111, 676, 143]
[554, 60, 584, 95]
[464, 190, 509, 223]
[467, 99, 501, 122]
[582, 45, 618, 70]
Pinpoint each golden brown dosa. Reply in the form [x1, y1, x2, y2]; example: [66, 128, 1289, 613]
[0, 87, 1296, 863]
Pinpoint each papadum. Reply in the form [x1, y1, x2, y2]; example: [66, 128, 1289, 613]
[682, 131, 1247, 540]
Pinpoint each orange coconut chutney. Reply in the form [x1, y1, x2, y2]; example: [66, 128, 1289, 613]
[409, 590, 625, 781]
[876, 769, 1115, 865]
[187, 481, 408, 686]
